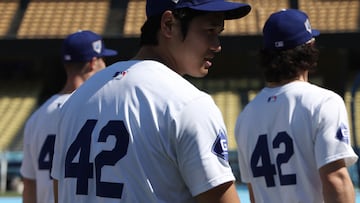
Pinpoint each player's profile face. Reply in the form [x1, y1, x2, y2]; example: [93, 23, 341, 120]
[172, 12, 225, 77]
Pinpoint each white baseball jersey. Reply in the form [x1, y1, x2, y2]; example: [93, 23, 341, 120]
[236, 81, 358, 203]
[51, 60, 235, 203]
[21, 94, 70, 203]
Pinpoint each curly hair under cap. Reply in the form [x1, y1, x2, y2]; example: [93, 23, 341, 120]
[259, 42, 320, 83]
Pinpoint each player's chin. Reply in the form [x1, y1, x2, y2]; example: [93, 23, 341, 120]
[201, 61, 211, 75]
[186, 62, 211, 78]
[192, 67, 209, 78]
[201, 66, 210, 75]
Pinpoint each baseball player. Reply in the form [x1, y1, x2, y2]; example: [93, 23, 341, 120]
[51, 0, 251, 203]
[20, 30, 117, 203]
[235, 9, 358, 203]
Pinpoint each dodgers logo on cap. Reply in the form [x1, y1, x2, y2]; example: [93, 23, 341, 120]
[92, 40, 102, 54]
[62, 30, 118, 62]
[305, 19, 312, 34]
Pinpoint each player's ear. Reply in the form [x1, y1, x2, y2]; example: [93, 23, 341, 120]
[160, 10, 175, 38]
[87, 57, 98, 71]
[80, 57, 95, 75]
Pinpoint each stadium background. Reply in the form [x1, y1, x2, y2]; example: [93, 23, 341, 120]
[1, 0, 360, 194]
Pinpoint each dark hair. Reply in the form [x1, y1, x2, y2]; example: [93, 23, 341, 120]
[140, 8, 208, 46]
[139, 15, 162, 46]
[259, 43, 320, 83]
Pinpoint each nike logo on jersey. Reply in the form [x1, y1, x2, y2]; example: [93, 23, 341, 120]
[212, 130, 229, 160]
[336, 123, 350, 144]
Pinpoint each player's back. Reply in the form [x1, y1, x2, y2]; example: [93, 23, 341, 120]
[52, 60, 222, 203]
[21, 94, 69, 203]
[236, 81, 356, 203]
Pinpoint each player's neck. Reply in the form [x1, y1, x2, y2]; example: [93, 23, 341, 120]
[133, 46, 160, 61]
[58, 76, 84, 94]
[133, 46, 182, 75]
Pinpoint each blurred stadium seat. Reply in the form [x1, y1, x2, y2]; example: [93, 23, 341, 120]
[0, 81, 40, 151]
[17, 0, 110, 38]
[224, 0, 289, 35]
[0, 0, 358, 38]
[299, 0, 360, 33]
[0, 0, 20, 38]
[123, 0, 146, 37]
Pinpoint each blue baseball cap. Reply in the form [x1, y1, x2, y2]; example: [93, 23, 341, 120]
[146, 0, 251, 20]
[63, 30, 118, 62]
[263, 9, 320, 51]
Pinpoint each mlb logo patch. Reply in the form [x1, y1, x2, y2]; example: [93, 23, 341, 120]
[267, 95, 277, 102]
[336, 123, 350, 144]
[212, 130, 229, 160]
[113, 71, 127, 79]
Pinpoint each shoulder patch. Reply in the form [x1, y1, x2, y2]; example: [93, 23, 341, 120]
[336, 123, 350, 144]
[212, 130, 229, 160]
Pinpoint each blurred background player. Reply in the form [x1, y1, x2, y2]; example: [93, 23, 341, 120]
[20, 30, 118, 203]
[235, 9, 358, 203]
[51, 0, 251, 203]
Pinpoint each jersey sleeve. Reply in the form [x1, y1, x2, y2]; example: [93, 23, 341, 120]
[20, 119, 36, 179]
[174, 95, 235, 196]
[314, 94, 358, 169]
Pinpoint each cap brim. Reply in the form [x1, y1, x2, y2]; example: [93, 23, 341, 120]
[312, 29, 320, 37]
[101, 49, 118, 57]
[183, 2, 251, 20]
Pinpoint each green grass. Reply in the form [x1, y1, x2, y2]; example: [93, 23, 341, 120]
[0, 191, 21, 197]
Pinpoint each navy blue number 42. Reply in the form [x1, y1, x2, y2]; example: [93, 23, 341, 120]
[38, 134, 56, 179]
[250, 131, 297, 187]
[65, 119, 129, 199]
